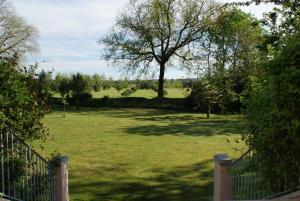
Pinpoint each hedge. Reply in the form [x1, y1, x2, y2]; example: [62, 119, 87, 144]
[49, 97, 188, 110]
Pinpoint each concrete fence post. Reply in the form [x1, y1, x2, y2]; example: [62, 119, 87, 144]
[54, 156, 69, 201]
[213, 154, 232, 201]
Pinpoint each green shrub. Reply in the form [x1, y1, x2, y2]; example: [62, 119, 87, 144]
[0, 57, 48, 141]
[49, 97, 187, 110]
[121, 89, 135, 97]
[244, 32, 300, 189]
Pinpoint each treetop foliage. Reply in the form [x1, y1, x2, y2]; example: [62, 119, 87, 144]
[102, 0, 221, 97]
[0, 57, 48, 141]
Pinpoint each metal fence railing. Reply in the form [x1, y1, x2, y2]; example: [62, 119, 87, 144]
[229, 149, 296, 200]
[230, 150, 273, 200]
[0, 123, 55, 201]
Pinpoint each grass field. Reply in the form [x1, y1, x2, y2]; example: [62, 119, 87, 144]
[87, 88, 188, 99]
[39, 108, 246, 201]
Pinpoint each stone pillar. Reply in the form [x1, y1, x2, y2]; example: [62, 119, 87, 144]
[54, 156, 69, 201]
[213, 154, 232, 201]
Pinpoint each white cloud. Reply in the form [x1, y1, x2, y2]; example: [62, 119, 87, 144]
[11, 0, 276, 78]
[12, 0, 124, 38]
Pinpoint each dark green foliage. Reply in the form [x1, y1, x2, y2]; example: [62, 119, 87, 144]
[0, 58, 48, 141]
[150, 84, 168, 96]
[121, 87, 137, 97]
[70, 73, 88, 96]
[186, 8, 263, 115]
[59, 77, 70, 98]
[115, 83, 123, 92]
[187, 79, 219, 118]
[164, 79, 183, 88]
[92, 74, 104, 92]
[136, 80, 157, 90]
[130, 86, 137, 92]
[102, 77, 114, 90]
[244, 31, 300, 189]
[37, 70, 53, 100]
[48, 152, 64, 168]
[68, 92, 92, 107]
[2, 156, 26, 185]
[69, 73, 91, 108]
[93, 83, 101, 92]
[50, 97, 186, 110]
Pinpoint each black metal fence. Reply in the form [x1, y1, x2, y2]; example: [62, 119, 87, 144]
[0, 123, 55, 201]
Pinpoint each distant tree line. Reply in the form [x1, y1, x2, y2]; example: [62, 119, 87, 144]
[37, 72, 191, 96]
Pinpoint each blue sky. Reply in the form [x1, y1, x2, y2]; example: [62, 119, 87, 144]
[11, 0, 275, 79]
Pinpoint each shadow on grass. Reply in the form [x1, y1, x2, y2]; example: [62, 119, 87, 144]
[123, 120, 244, 137]
[115, 109, 245, 137]
[70, 160, 213, 201]
[48, 107, 245, 137]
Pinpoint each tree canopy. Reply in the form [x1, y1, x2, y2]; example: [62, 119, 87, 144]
[101, 0, 219, 97]
[0, 57, 48, 141]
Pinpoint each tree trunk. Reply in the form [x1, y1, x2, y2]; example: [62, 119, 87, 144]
[158, 62, 165, 98]
[63, 103, 66, 118]
[221, 104, 224, 114]
[207, 104, 211, 119]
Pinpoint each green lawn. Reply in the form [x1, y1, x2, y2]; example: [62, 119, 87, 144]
[92, 88, 187, 99]
[129, 88, 188, 99]
[93, 88, 122, 98]
[39, 108, 246, 201]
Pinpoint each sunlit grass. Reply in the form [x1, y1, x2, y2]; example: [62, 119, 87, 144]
[39, 108, 246, 201]
[53, 88, 188, 99]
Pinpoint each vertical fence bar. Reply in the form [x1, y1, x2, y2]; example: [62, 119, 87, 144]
[1, 128, 5, 195]
[229, 149, 291, 200]
[0, 123, 56, 201]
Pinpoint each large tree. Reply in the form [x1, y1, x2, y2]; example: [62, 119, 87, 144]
[210, 8, 262, 112]
[0, 0, 38, 57]
[101, 0, 218, 97]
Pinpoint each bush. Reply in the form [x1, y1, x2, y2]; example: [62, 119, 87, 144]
[0, 57, 48, 141]
[93, 83, 101, 92]
[150, 85, 168, 96]
[49, 97, 187, 110]
[244, 32, 300, 189]
[121, 89, 135, 97]
[69, 92, 92, 106]
[131, 87, 137, 92]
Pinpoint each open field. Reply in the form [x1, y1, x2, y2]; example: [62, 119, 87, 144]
[55, 88, 188, 99]
[39, 108, 246, 201]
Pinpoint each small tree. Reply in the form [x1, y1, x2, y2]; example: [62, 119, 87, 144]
[37, 70, 53, 100]
[92, 74, 103, 92]
[70, 73, 88, 109]
[58, 78, 70, 117]
[115, 82, 123, 93]
[189, 79, 218, 118]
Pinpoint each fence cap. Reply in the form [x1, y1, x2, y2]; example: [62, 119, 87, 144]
[214, 154, 232, 165]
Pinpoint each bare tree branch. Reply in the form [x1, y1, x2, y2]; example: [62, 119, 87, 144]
[101, 0, 219, 97]
[0, 0, 38, 58]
